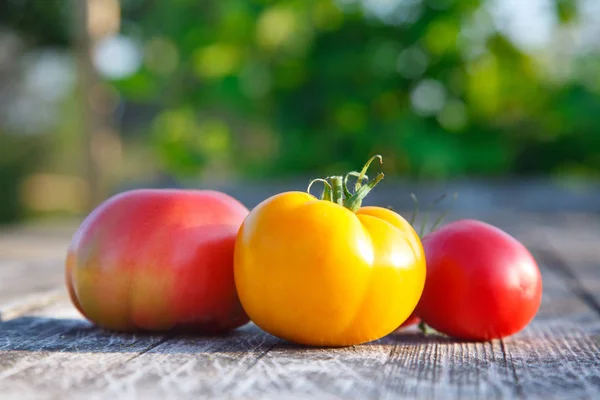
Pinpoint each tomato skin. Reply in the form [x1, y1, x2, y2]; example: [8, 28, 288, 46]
[234, 191, 426, 347]
[415, 219, 542, 341]
[66, 189, 250, 333]
[397, 313, 420, 329]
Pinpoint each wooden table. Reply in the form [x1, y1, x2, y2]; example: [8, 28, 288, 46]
[1, 182, 600, 399]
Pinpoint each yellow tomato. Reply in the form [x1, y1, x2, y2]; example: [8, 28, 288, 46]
[234, 157, 426, 346]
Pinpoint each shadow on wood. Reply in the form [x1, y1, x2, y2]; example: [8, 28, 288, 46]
[0, 316, 276, 354]
[0, 316, 463, 355]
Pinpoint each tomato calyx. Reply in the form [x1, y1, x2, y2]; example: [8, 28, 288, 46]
[409, 192, 458, 237]
[307, 155, 385, 213]
[418, 320, 431, 335]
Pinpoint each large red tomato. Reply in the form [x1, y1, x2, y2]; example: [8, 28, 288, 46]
[66, 189, 250, 333]
[415, 219, 542, 341]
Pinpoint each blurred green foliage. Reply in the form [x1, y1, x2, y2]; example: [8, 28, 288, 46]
[2, 0, 600, 183]
[0, 0, 68, 46]
[118, 0, 600, 179]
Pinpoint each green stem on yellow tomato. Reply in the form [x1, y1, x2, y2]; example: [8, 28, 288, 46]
[354, 155, 382, 192]
[343, 171, 368, 199]
[305, 155, 385, 213]
[344, 172, 384, 212]
[307, 178, 332, 201]
[330, 176, 345, 205]
[322, 182, 333, 202]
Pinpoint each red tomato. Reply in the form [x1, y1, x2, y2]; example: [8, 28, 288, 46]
[397, 313, 420, 330]
[66, 189, 250, 333]
[415, 219, 542, 341]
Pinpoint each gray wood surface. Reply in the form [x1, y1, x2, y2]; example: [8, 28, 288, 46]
[1, 207, 599, 399]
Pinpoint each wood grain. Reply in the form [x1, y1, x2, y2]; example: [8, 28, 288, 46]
[0, 224, 72, 310]
[0, 212, 599, 399]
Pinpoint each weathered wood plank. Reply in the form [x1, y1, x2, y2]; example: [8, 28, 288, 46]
[0, 244, 598, 399]
[515, 215, 600, 325]
[0, 258, 65, 313]
[0, 225, 71, 309]
[1, 211, 599, 399]
[209, 249, 600, 400]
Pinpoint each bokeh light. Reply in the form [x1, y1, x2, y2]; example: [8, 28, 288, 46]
[1, 0, 600, 222]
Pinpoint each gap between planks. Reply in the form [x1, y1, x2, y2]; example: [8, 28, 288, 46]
[1, 219, 599, 398]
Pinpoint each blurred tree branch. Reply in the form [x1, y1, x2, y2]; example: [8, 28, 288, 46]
[72, 0, 112, 210]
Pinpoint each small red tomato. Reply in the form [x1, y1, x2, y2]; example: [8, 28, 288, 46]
[396, 313, 420, 330]
[66, 189, 250, 333]
[415, 219, 542, 341]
